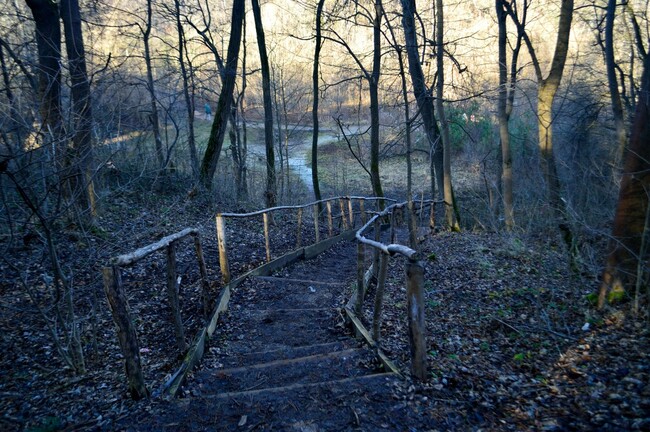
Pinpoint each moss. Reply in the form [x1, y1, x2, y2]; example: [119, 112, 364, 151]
[607, 285, 627, 304]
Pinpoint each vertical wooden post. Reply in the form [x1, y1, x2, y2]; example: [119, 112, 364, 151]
[360, 199, 366, 225]
[372, 253, 389, 342]
[326, 201, 333, 237]
[407, 200, 417, 248]
[192, 234, 211, 318]
[348, 198, 354, 228]
[429, 202, 436, 234]
[390, 208, 396, 243]
[406, 258, 427, 380]
[372, 219, 381, 279]
[216, 214, 231, 284]
[356, 241, 365, 314]
[166, 241, 186, 353]
[296, 207, 303, 248]
[339, 198, 348, 230]
[263, 212, 271, 262]
[313, 204, 320, 243]
[102, 266, 149, 400]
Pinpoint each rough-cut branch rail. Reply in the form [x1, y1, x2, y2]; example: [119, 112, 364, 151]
[110, 228, 199, 266]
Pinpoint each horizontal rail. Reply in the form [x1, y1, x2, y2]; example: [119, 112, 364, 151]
[355, 200, 440, 259]
[219, 196, 395, 218]
[110, 228, 199, 266]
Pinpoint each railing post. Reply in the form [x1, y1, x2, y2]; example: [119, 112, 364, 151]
[339, 198, 348, 230]
[360, 199, 366, 225]
[166, 241, 186, 353]
[216, 214, 231, 284]
[372, 219, 381, 279]
[263, 212, 271, 262]
[348, 197, 354, 228]
[429, 201, 436, 234]
[192, 233, 211, 318]
[372, 253, 389, 342]
[296, 207, 303, 248]
[102, 265, 149, 400]
[312, 204, 320, 243]
[406, 257, 427, 380]
[356, 241, 365, 314]
[390, 208, 396, 243]
[407, 199, 417, 248]
[326, 201, 333, 237]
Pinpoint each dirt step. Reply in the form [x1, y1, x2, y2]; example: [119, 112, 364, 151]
[222, 307, 344, 355]
[218, 340, 356, 368]
[241, 279, 341, 309]
[193, 347, 382, 394]
[128, 373, 426, 431]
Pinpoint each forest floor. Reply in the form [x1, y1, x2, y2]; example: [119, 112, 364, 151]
[1, 189, 649, 431]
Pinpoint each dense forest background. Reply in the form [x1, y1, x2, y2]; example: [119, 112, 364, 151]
[1, 0, 649, 429]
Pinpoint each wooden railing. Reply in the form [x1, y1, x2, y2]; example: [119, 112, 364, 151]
[215, 196, 395, 284]
[346, 199, 439, 380]
[102, 228, 210, 400]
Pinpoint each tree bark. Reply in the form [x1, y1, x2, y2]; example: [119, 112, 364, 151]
[143, 0, 165, 170]
[251, 0, 277, 208]
[599, 53, 650, 308]
[199, 0, 245, 188]
[605, 0, 627, 164]
[369, 0, 384, 203]
[61, 0, 96, 220]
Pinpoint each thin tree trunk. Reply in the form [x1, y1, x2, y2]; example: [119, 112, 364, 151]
[435, 0, 458, 230]
[400, 0, 443, 201]
[199, 0, 245, 188]
[174, 0, 199, 177]
[143, 0, 165, 170]
[605, 0, 627, 164]
[311, 0, 325, 203]
[251, 0, 276, 208]
[369, 0, 384, 203]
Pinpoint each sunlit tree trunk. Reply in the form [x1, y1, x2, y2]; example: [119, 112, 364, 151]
[251, 0, 276, 208]
[435, 0, 458, 230]
[599, 53, 650, 309]
[605, 0, 627, 164]
[369, 0, 384, 203]
[199, 0, 245, 188]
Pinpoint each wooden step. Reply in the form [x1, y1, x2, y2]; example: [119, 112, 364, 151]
[218, 340, 356, 368]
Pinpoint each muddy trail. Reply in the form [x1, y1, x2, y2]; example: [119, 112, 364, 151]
[120, 240, 433, 431]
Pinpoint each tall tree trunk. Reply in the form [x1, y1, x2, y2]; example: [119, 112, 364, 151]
[599, 53, 650, 309]
[143, 0, 165, 170]
[61, 0, 96, 221]
[311, 0, 325, 203]
[435, 0, 458, 230]
[605, 0, 627, 164]
[496, 0, 514, 230]
[369, 0, 384, 203]
[25, 0, 63, 154]
[174, 0, 199, 177]
[400, 0, 443, 202]
[199, 0, 245, 188]
[251, 0, 276, 208]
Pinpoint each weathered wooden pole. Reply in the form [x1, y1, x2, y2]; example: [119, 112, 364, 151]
[372, 219, 381, 279]
[406, 257, 427, 380]
[312, 204, 320, 243]
[263, 212, 271, 262]
[372, 253, 389, 342]
[407, 200, 417, 248]
[192, 233, 211, 318]
[390, 208, 396, 243]
[102, 266, 149, 400]
[360, 199, 366, 225]
[296, 207, 303, 248]
[339, 198, 348, 230]
[326, 201, 333, 237]
[166, 241, 186, 353]
[216, 214, 231, 284]
[429, 202, 436, 234]
[347, 197, 354, 227]
[356, 241, 365, 314]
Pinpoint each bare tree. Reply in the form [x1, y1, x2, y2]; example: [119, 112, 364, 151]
[311, 0, 325, 202]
